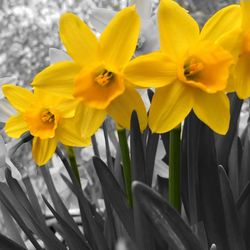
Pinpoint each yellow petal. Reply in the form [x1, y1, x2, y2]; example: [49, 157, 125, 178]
[60, 13, 99, 66]
[124, 52, 177, 88]
[56, 118, 91, 147]
[75, 104, 106, 138]
[107, 85, 147, 131]
[32, 62, 81, 98]
[149, 81, 193, 133]
[193, 90, 230, 135]
[2, 85, 35, 112]
[200, 5, 241, 42]
[5, 114, 28, 138]
[233, 54, 250, 99]
[241, 0, 250, 29]
[100, 6, 140, 70]
[216, 28, 242, 61]
[32, 137, 58, 166]
[158, 0, 199, 59]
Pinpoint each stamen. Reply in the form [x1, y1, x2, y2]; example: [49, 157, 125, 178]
[184, 58, 204, 78]
[41, 109, 55, 123]
[95, 69, 113, 86]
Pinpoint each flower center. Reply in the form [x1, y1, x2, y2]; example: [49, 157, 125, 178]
[40, 109, 55, 124]
[95, 69, 113, 86]
[183, 58, 204, 80]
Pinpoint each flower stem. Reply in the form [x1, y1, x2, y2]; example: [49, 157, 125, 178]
[169, 126, 181, 212]
[66, 146, 81, 187]
[117, 129, 133, 207]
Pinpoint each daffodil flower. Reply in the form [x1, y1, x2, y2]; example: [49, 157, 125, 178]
[206, 0, 250, 99]
[89, 0, 159, 55]
[32, 7, 147, 137]
[2, 85, 90, 166]
[125, 0, 235, 135]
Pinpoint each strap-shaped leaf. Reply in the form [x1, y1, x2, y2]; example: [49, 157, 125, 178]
[93, 157, 135, 240]
[133, 181, 203, 250]
[0, 233, 27, 250]
[218, 166, 246, 250]
[215, 93, 242, 170]
[197, 124, 229, 250]
[130, 111, 146, 182]
[43, 196, 90, 250]
[61, 174, 109, 250]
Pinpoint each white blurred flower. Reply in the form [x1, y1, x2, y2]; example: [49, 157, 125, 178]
[89, 0, 159, 56]
[0, 134, 22, 181]
[0, 77, 17, 123]
[0, 76, 16, 98]
[49, 48, 72, 64]
[115, 238, 128, 250]
[152, 137, 168, 186]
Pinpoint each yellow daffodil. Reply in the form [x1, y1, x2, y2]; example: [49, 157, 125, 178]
[125, 0, 236, 135]
[205, 0, 250, 99]
[2, 84, 90, 166]
[32, 6, 147, 137]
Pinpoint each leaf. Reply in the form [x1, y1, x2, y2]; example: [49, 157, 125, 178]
[0, 233, 27, 250]
[215, 93, 243, 170]
[130, 111, 146, 182]
[133, 192, 156, 250]
[61, 174, 109, 250]
[145, 131, 159, 185]
[92, 157, 135, 240]
[197, 124, 229, 250]
[42, 196, 90, 250]
[237, 181, 250, 209]
[40, 166, 84, 240]
[181, 112, 200, 225]
[0, 183, 43, 250]
[239, 125, 250, 248]
[218, 166, 246, 250]
[133, 181, 203, 250]
[0, 202, 26, 248]
[4, 169, 66, 250]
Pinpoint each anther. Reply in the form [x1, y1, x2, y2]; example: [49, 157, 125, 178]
[95, 69, 113, 86]
[41, 110, 55, 123]
[184, 58, 204, 78]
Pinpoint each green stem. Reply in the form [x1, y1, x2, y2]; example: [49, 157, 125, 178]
[66, 146, 81, 187]
[169, 126, 181, 212]
[117, 129, 133, 207]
